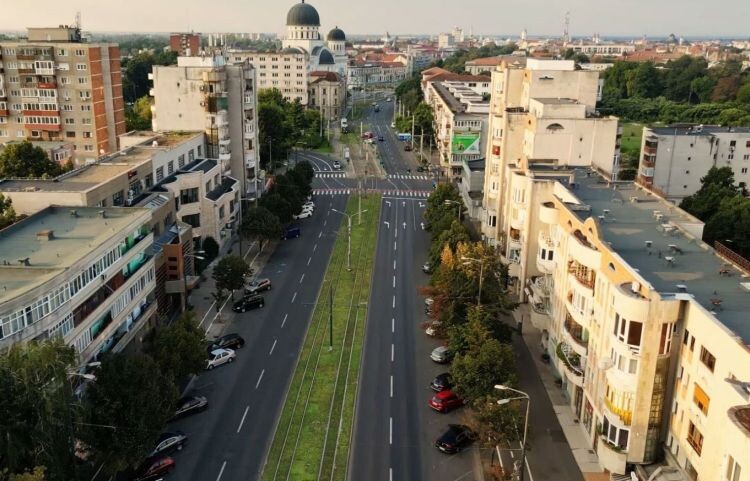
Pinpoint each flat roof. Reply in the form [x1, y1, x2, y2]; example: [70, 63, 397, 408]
[569, 171, 750, 345]
[0, 206, 149, 301]
[648, 126, 750, 136]
[120, 130, 203, 149]
[431, 81, 488, 115]
[534, 98, 580, 105]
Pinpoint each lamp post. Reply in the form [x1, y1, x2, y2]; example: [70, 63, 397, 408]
[462, 256, 485, 306]
[444, 199, 462, 223]
[182, 253, 205, 311]
[495, 385, 530, 481]
[331, 208, 367, 271]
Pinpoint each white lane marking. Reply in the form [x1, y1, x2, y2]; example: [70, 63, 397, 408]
[392, 318, 395, 333]
[237, 405, 250, 433]
[318, 231, 323, 238]
[323, 220, 327, 226]
[255, 369, 265, 389]
[313, 243, 318, 252]
[299, 273, 305, 284]
[391, 344, 394, 362]
[393, 260, 396, 270]
[291, 292, 297, 303]
[281, 313, 288, 328]
[390, 375, 394, 398]
[394, 241, 397, 251]
[510, 451, 514, 458]
[269, 339, 277, 355]
[392, 275, 396, 288]
[395, 229, 397, 239]
[216, 461, 227, 481]
[327, 210, 330, 216]
[389, 417, 393, 445]
[392, 295, 396, 308]
[307, 257, 312, 266]
[389, 468, 393, 481]
[525, 453, 535, 481]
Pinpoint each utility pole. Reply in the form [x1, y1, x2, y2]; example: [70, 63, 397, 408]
[358, 179, 362, 225]
[328, 285, 333, 351]
[411, 115, 415, 150]
[346, 215, 352, 271]
[419, 127, 424, 163]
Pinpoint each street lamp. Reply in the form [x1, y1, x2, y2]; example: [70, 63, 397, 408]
[462, 256, 485, 306]
[331, 208, 367, 271]
[444, 199, 462, 222]
[183, 252, 206, 311]
[495, 384, 530, 481]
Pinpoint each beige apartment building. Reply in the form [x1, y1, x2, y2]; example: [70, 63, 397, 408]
[638, 125, 750, 201]
[307, 71, 346, 121]
[480, 58, 619, 247]
[0, 26, 125, 164]
[150, 55, 260, 197]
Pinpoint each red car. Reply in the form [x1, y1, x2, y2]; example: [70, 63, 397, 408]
[428, 390, 464, 413]
[136, 455, 175, 480]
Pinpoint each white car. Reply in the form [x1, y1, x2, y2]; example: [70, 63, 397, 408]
[206, 348, 236, 370]
[386, 97, 392, 102]
[333, 160, 342, 169]
[391, 121, 396, 128]
[293, 210, 313, 220]
[302, 201, 315, 211]
[425, 297, 434, 307]
[425, 321, 442, 337]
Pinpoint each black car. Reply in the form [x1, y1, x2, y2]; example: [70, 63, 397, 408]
[171, 396, 208, 421]
[149, 431, 188, 458]
[435, 425, 476, 454]
[207, 333, 245, 353]
[430, 373, 453, 392]
[232, 295, 265, 312]
[378, 135, 384, 142]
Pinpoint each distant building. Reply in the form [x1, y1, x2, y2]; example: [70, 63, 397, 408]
[169, 33, 202, 56]
[465, 55, 526, 75]
[0, 25, 126, 164]
[569, 43, 635, 57]
[308, 71, 346, 121]
[637, 125, 750, 200]
[438, 33, 455, 49]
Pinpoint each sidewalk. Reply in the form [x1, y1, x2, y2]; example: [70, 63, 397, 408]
[512, 305, 605, 480]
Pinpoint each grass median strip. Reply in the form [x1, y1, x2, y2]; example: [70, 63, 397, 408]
[262, 194, 381, 481]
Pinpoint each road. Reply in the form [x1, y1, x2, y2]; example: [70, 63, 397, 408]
[168, 194, 347, 481]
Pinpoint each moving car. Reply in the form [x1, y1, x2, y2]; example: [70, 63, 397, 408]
[391, 121, 396, 128]
[386, 97, 392, 102]
[135, 456, 175, 480]
[149, 432, 188, 458]
[378, 135, 384, 142]
[245, 278, 272, 295]
[371, 102, 377, 107]
[282, 225, 301, 239]
[422, 261, 432, 274]
[430, 373, 453, 392]
[206, 348, 236, 370]
[232, 295, 265, 312]
[430, 346, 452, 363]
[171, 396, 208, 420]
[435, 425, 476, 454]
[374, 106, 380, 112]
[207, 333, 245, 352]
[428, 390, 464, 413]
[302, 201, 315, 211]
[293, 210, 312, 220]
[333, 160, 342, 169]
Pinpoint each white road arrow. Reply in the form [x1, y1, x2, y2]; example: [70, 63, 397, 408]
[419, 202, 425, 208]
[402, 222, 406, 230]
[385, 201, 391, 207]
[383, 221, 390, 228]
[420, 222, 425, 230]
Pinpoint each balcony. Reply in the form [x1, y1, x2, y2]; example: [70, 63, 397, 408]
[568, 260, 595, 291]
[568, 230, 601, 269]
[0, 109, 8, 117]
[612, 282, 649, 322]
[508, 228, 522, 248]
[564, 313, 589, 352]
[38, 81, 57, 89]
[597, 436, 627, 474]
[219, 152, 231, 162]
[110, 300, 157, 354]
[539, 201, 558, 224]
[556, 342, 584, 387]
[509, 207, 525, 230]
[25, 123, 61, 132]
[604, 397, 633, 426]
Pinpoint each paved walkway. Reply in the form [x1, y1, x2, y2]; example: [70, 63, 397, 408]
[513, 305, 605, 480]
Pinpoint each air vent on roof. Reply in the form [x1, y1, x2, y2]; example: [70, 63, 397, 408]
[69, 209, 78, 217]
[17, 257, 30, 266]
[676, 284, 688, 293]
[36, 230, 54, 241]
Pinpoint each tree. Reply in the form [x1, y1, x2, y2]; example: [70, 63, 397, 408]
[451, 339, 517, 404]
[212, 255, 251, 298]
[628, 62, 663, 98]
[201, 236, 219, 263]
[680, 167, 741, 221]
[4, 467, 46, 481]
[0, 194, 17, 229]
[241, 206, 283, 251]
[81, 354, 177, 476]
[690, 76, 716, 103]
[428, 220, 470, 268]
[293, 160, 314, 183]
[413, 102, 435, 141]
[710, 76, 741, 102]
[425, 183, 465, 234]
[447, 307, 492, 356]
[737, 82, 750, 104]
[663, 56, 708, 102]
[0, 141, 64, 179]
[146, 311, 205, 383]
[125, 95, 152, 131]
[470, 395, 523, 447]
[260, 192, 294, 224]
[703, 195, 750, 257]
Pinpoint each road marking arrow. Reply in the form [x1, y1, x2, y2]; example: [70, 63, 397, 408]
[383, 221, 390, 228]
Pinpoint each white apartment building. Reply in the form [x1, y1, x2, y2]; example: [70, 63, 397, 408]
[0, 206, 156, 363]
[150, 55, 259, 198]
[569, 43, 636, 57]
[481, 58, 619, 247]
[637, 125, 750, 201]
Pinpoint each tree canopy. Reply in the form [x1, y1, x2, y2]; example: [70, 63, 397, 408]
[145, 311, 205, 383]
[0, 194, 17, 229]
[0, 141, 66, 179]
[241, 206, 283, 251]
[212, 255, 251, 298]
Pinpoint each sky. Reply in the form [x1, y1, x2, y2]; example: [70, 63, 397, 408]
[1, 0, 748, 38]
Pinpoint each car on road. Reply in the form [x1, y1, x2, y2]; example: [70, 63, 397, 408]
[425, 321, 442, 337]
[333, 160, 342, 169]
[430, 373, 453, 392]
[149, 432, 188, 459]
[362, 131, 374, 139]
[232, 295, 265, 312]
[378, 135, 384, 142]
[171, 396, 208, 421]
[293, 210, 312, 220]
[303, 201, 315, 211]
[435, 425, 476, 454]
[391, 121, 396, 128]
[282, 225, 301, 239]
[386, 97, 392, 102]
[245, 278, 272, 295]
[207, 333, 245, 353]
[422, 261, 432, 274]
[135, 456, 175, 480]
[374, 106, 380, 112]
[430, 346, 452, 363]
[428, 389, 464, 413]
[404, 144, 413, 151]
[206, 348, 236, 370]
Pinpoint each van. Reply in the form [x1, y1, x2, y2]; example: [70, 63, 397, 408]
[282, 225, 301, 239]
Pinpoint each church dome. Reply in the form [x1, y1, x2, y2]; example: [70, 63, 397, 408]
[286, 1, 320, 26]
[319, 49, 335, 65]
[327, 27, 346, 41]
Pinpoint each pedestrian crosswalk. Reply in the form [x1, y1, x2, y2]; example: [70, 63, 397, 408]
[314, 172, 346, 178]
[311, 188, 432, 198]
[386, 174, 432, 181]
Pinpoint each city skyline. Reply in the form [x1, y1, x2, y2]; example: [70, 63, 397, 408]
[1, 0, 749, 37]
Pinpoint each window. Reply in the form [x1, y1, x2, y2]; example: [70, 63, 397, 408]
[659, 323, 674, 354]
[156, 166, 164, 182]
[180, 188, 199, 205]
[82, 131, 92, 139]
[690, 335, 695, 352]
[197, 145, 202, 157]
[61, 104, 73, 111]
[112, 190, 124, 206]
[77, 77, 88, 85]
[57, 48, 67, 56]
[167, 160, 174, 175]
[730, 140, 737, 147]
[76, 63, 87, 71]
[699, 346, 716, 372]
[693, 383, 710, 415]
[81, 105, 91, 111]
[601, 415, 630, 450]
[687, 421, 703, 455]
[727, 456, 742, 481]
[182, 213, 201, 228]
[79, 91, 91, 100]
[188, 149, 195, 162]
[219, 205, 225, 219]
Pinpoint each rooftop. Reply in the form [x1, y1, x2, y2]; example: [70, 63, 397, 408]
[647, 125, 750, 136]
[206, 177, 238, 201]
[567, 171, 750, 345]
[534, 98, 581, 105]
[0, 206, 149, 301]
[431, 81, 488, 115]
[120, 130, 203, 149]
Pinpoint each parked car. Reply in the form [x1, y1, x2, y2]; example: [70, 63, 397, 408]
[149, 432, 188, 458]
[430, 346, 452, 363]
[386, 97, 392, 102]
[245, 278, 272, 295]
[333, 160, 342, 169]
[428, 389, 464, 413]
[206, 348, 236, 370]
[171, 396, 208, 421]
[374, 106, 380, 112]
[425, 321, 441, 337]
[404, 144, 413, 151]
[135, 456, 175, 480]
[425, 297, 434, 307]
[207, 333, 245, 353]
[282, 225, 301, 239]
[430, 373, 453, 392]
[422, 261, 432, 274]
[435, 425, 476, 454]
[232, 295, 265, 312]
[378, 135, 384, 142]
[302, 201, 315, 211]
[362, 131, 374, 139]
[293, 210, 312, 220]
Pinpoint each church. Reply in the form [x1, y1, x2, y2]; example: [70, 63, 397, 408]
[228, 1, 348, 118]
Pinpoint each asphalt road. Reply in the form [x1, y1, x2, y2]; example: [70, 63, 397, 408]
[167, 194, 347, 481]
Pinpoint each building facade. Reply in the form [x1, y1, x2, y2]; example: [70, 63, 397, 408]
[637, 125, 750, 201]
[0, 26, 126, 164]
[150, 55, 259, 198]
[308, 71, 346, 121]
[169, 33, 201, 56]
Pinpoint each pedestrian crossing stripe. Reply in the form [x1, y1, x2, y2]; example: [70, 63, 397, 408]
[386, 174, 431, 181]
[314, 172, 346, 178]
[311, 188, 431, 198]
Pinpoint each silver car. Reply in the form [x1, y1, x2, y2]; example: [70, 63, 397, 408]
[430, 346, 452, 363]
[206, 348, 236, 370]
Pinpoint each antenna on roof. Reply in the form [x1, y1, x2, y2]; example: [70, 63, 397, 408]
[75, 11, 82, 31]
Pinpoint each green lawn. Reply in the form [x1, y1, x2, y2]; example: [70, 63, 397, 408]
[262, 194, 382, 481]
[339, 132, 359, 146]
[620, 122, 644, 153]
[313, 140, 335, 154]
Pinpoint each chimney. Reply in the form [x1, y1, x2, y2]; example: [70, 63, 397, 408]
[36, 230, 54, 241]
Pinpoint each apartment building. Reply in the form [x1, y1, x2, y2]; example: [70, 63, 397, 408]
[481, 58, 619, 247]
[0, 206, 156, 363]
[169, 33, 201, 56]
[425, 80, 489, 179]
[150, 55, 259, 197]
[637, 125, 750, 201]
[347, 61, 407, 89]
[569, 43, 636, 57]
[506, 166, 750, 480]
[308, 71, 346, 121]
[420, 68, 491, 98]
[465, 55, 526, 75]
[0, 26, 125, 164]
